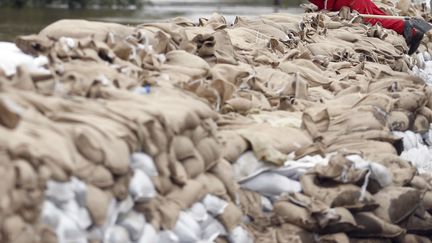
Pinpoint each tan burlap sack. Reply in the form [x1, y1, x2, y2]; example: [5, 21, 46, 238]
[301, 173, 377, 210]
[373, 187, 422, 224]
[349, 212, 405, 238]
[39, 19, 134, 42]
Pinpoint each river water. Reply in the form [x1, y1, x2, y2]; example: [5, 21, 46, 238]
[0, 2, 303, 41]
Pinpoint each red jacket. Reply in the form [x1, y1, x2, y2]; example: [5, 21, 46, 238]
[309, 0, 336, 10]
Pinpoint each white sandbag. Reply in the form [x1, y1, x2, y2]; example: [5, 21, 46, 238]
[233, 151, 274, 181]
[129, 170, 156, 202]
[105, 225, 132, 243]
[394, 130, 424, 151]
[46, 180, 76, 204]
[56, 212, 88, 243]
[60, 200, 92, 230]
[201, 216, 227, 241]
[87, 227, 103, 242]
[0, 42, 50, 76]
[261, 196, 273, 212]
[202, 194, 229, 216]
[228, 226, 253, 243]
[274, 155, 330, 179]
[158, 230, 180, 243]
[116, 196, 135, 218]
[401, 145, 432, 172]
[274, 162, 314, 180]
[346, 155, 393, 187]
[130, 153, 158, 177]
[423, 129, 432, 146]
[71, 177, 87, 207]
[240, 172, 302, 196]
[172, 211, 202, 243]
[41, 200, 63, 229]
[118, 210, 146, 241]
[103, 199, 121, 231]
[424, 51, 431, 61]
[137, 224, 159, 243]
[417, 52, 426, 69]
[186, 202, 209, 222]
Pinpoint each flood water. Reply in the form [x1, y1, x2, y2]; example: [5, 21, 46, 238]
[0, 2, 303, 41]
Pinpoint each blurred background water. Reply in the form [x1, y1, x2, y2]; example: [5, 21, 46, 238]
[0, 0, 305, 41]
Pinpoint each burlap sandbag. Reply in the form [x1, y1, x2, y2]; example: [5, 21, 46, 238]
[365, 153, 416, 186]
[166, 180, 206, 209]
[373, 187, 422, 224]
[273, 193, 357, 233]
[399, 205, 432, 236]
[217, 131, 249, 162]
[387, 111, 411, 131]
[349, 212, 405, 238]
[238, 189, 263, 220]
[216, 202, 243, 232]
[349, 238, 392, 243]
[170, 136, 195, 161]
[211, 159, 239, 202]
[273, 196, 320, 231]
[0, 96, 21, 129]
[196, 137, 222, 170]
[313, 154, 368, 184]
[318, 233, 350, 243]
[412, 114, 429, 133]
[3, 215, 37, 243]
[85, 185, 112, 226]
[39, 19, 134, 42]
[402, 234, 432, 243]
[301, 173, 378, 211]
[181, 151, 206, 179]
[275, 223, 316, 243]
[196, 173, 229, 200]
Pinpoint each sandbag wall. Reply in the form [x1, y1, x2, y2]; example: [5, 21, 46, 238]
[0, 79, 250, 242]
[3, 0, 432, 242]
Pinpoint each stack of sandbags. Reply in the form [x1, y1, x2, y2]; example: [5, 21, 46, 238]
[0, 55, 251, 243]
[2, 0, 432, 241]
[227, 151, 432, 242]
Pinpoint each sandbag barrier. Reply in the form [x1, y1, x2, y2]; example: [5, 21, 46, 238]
[1, 0, 432, 242]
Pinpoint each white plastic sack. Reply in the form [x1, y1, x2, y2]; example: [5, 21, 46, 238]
[116, 196, 135, 218]
[158, 230, 180, 243]
[186, 202, 209, 222]
[41, 201, 63, 229]
[401, 146, 432, 172]
[71, 177, 87, 207]
[0, 42, 50, 76]
[240, 172, 302, 196]
[393, 130, 424, 151]
[200, 216, 227, 241]
[202, 194, 229, 216]
[46, 180, 76, 204]
[228, 226, 253, 243]
[137, 224, 159, 243]
[105, 225, 132, 243]
[56, 212, 88, 243]
[233, 151, 275, 181]
[118, 210, 146, 241]
[60, 200, 92, 230]
[274, 163, 313, 180]
[130, 153, 158, 177]
[172, 212, 202, 242]
[129, 170, 156, 202]
[261, 196, 273, 212]
[346, 155, 393, 187]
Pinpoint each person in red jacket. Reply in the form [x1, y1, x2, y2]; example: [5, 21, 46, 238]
[309, 0, 424, 55]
